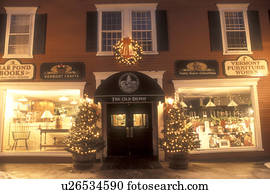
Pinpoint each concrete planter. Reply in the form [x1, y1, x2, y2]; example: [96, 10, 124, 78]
[168, 152, 189, 169]
[72, 153, 96, 170]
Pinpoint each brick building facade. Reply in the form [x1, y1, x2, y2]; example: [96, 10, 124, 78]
[0, 0, 270, 162]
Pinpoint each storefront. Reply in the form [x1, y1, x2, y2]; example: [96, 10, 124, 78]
[0, 60, 86, 159]
[0, 0, 270, 162]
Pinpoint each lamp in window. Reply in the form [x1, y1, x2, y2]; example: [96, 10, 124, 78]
[227, 97, 238, 107]
[41, 110, 53, 129]
[206, 98, 216, 107]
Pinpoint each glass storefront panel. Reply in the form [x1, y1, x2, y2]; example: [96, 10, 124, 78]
[177, 87, 256, 150]
[2, 89, 80, 152]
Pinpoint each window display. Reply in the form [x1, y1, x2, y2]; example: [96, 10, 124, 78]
[176, 87, 256, 150]
[2, 89, 80, 152]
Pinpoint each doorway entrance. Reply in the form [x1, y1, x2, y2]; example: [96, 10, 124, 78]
[107, 103, 153, 157]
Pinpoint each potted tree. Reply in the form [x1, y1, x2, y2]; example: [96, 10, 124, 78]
[65, 96, 105, 170]
[160, 102, 200, 169]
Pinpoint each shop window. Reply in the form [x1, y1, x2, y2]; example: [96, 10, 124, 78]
[173, 78, 263, 152]
[95, 3, 158, 56]
[217, 4, 252, 55]
[3, 7, 37, 58]
[177, 87, 256, 150]
[2, 89, 80, 152]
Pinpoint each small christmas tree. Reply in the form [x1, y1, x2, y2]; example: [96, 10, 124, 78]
[65, 96, 104, 157]
[160, 102, 200, 153]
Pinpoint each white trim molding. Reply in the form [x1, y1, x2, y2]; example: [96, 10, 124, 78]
[173, 78, 263, 153]
[3, 7, 38, 59]
[95, 3, 158, 56]
[217, 3, 252, 55]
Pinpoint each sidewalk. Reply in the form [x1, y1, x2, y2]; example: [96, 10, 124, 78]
[0, 161, 270, 179]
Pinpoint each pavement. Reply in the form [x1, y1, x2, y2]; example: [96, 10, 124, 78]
[0, 161, 270, 179]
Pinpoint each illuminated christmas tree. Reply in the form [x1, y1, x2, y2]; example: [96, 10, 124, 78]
[65, 96, 104, 157]
[160, 102, 200, 153]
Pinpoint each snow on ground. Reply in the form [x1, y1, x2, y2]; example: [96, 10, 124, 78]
[0, 162, 270, 179]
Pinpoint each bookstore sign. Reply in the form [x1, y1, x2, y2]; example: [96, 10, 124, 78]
[224, 56, 268, 77]
[0, 59, 35, 81]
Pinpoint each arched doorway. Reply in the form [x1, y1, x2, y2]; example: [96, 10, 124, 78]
[94, 71, 164, 158]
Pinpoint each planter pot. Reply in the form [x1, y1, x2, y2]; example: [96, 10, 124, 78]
[168, 152, 189, 169]
[72, 153, 96, 170]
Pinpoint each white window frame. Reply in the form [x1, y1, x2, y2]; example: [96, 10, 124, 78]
[0, 82, 86, 156]
[95, 3, 158, 56]
[172, 78, 263, 154]
[217, 3, 252, 55]
[3, 7, 37, 59]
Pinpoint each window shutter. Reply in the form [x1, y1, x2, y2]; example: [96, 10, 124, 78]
[0, 13, 7, 54]
[248, 11, 262, 51]
[156, 10, 169, 51]
[86, 11, 97, 52]
[33, 14, 47, 54]
[208, 11, 223, 51]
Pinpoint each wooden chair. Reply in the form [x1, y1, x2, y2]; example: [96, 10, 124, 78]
[11, 131, 31, 150]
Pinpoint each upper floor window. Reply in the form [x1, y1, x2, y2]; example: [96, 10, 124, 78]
[95, 4, 158, 56]
[3, 7, 37, 58]
[217, 4, 252, 55]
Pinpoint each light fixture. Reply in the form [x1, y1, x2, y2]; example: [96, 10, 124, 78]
[227, 97, 238, 107]
[41, 110, 54, 129]
[86, 98, 93, 104]
[206, 98, 216, 107]
[41, 110, 53, 119]
[179, 98, 187, 108]
[59, 96, 69, 101]
[166, 97, 174, 105]
[18, 96, 28, 102]
[248, 108, 254, 115]
[70, 100, 78, 105]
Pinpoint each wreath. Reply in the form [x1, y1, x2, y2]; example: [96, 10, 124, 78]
[113, 37, 143, 65]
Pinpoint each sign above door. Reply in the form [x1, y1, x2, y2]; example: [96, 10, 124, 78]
[94, 71, 165, 103]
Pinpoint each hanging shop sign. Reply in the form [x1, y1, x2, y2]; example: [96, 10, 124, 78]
[113, 37, 143, 65]
[0, 59, 35, 81]
[224, 56, 268, 77]
[175, 60, 219, 77]
[40, 62, 85, 81]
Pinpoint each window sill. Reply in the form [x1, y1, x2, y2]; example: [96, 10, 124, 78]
[223, 50, 253, 55]
[96, 51, 159, 56]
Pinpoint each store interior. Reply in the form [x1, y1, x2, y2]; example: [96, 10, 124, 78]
[2, 89, 80, 152]
[176, 86, 256, 150]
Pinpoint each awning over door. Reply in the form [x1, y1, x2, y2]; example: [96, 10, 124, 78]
[94, 71, 165, 103]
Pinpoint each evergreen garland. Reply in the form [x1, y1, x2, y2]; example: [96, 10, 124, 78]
[160, 103, 200, 153]
[65, 96, 105, 156]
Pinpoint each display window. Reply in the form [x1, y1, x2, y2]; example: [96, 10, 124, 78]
[176, 87, 256, 151]
[173, 78, 263, 153]
[2, 89, 80, 152]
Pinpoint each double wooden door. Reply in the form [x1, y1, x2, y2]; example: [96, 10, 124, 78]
[107, 103, 153, 157]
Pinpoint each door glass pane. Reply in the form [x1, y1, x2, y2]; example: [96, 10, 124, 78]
[111, 114, 126, 127]
[133, 114, 148, 128]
